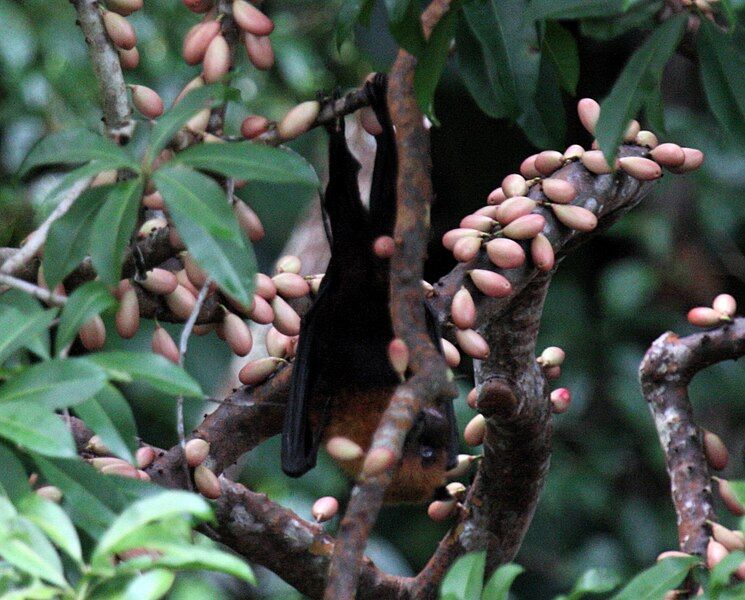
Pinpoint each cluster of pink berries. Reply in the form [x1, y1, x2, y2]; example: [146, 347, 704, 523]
[688, 294, 737, 328]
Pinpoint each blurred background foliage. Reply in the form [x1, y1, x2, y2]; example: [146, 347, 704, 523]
[2, 0, 745, 598]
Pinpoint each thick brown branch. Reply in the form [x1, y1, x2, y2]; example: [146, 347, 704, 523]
[639, 318, 745, 556]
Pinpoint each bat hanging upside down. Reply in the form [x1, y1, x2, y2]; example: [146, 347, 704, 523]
[280, 74, 459, 505]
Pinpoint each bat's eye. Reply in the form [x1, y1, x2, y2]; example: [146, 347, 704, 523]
[419, 445, 437, 466]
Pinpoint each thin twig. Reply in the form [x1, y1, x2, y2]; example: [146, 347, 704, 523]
[0, 273, 67, 306]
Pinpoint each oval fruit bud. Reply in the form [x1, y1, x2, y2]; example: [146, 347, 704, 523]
[203, 35, 231, 83]
[135, 446, 155, 469]
[577, 98, 600, 135]
[266, 326, 291, 358]
[238, 356, 283, 385]
[534, 150, 564, 176]
[166, 285, 197, 319]
[131, 85, 163, 119]
[715, 477, 745, 516]
[312, 496, 340, 522]
[87, 435, 111, 456]
[271, 296, 301, 336]
[657, 550, 692, 562]
[563, 144, 584, 160]
[115, 288, 140, 339]
[276, 255, 301, 274]
[445, 454, 476, 479]
[474, 205, 498, 219]
[107, 0, 143, 16]
[538, 346, 565, 368]
[469, 269, 511, 298]
[707, 538, 728, 570]
[703, 430, 729, 471]
[181, 252, 207, 288]
[387, 338, 409, 376]
[501, 174, 528, 198]
[101, 462, 139, 478]
[142, 192, 164, 210]
[152, 326, 180, 363]
[183, 20, 221, 65]
[635, 130, 658, 148]
[372, 235, 395, 259]
[428, 499, 457, 521]
[255, 273, 277, 300]
[466, 387, 479, 409]
[581, 150, 612, 175]
[194, 465, 221, 499]
[80, 316, 106, 350]
[618, 156, 662, 180]
[245, 33, 274, 70]
[103, 11, 137, 49]
[36, 485, 63, 503]
[455, 329, 490, 360]
[687, 306, 722, 328]
[551, 204, 597, 232]
[441, 338, 461, 368]
[278, 101, 321, 141]
[623, 119, 640, 142]
[711, 522, 745, 551]
[174, 75, 204, 105]
[185, 438, 210, 467]
[186, 108, 211, 135]
[672, 147, 704, 173]
[363, 447, 396, 476]
[713, 294, 737, 318]
[649, 143, 685, 168]
[501, 214, 546, 240]
[175, 269, 199, 297]
[452, 236, 482, 263]
[223, 313, 253, 356]
[442, 228, 481, 251]
[496, 196, 536, 225]
[545, 365, 561, 380]
[248, 294, 274, 324]
[232, 201, 265, 243]
[541, 178, 576, 204]
[460, 214, 495, 232]
[463, 414, 486, 446]
[118, 47, 139, 69]
[272, 272, 310, 299]
[232, 0, 274, 35]
[183, 0, 213, 13]
[138, 217, 167, 238]
[531, 233, 555, 272]
[326, 436, 364, 462]
[487, 187, 506, 205]
[486, 238, 525, 269]
[241, 114, 270, 139]
[520, 154, 540, 178]
[141, 268, 178, 295]
[446, 482, 467, 500]
[451, 287, 476, 330]
[550, 387, 571, 413]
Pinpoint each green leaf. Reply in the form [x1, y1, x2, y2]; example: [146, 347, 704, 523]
[517, 51, 567, 149]
[18, 493, 82, 564]
[596, 14, 687, 164]
[42, 184, 108, 289]
[565, 568, 621, 599]
[730, 480, 745, 505]
[0, 443, 31, 502]
[579, 2, 661, 42]
[440, 551, 486, 600]
[175, 141, 319, 188]
[0, 535, 67, 589]
[93, 491, 213, 564]
[18, 128, 137, 178]
[529, 0, 625, 21]
[482, 563, 524, 600]
[543, 22, 579, 95]
[85, 351, 203, 398]
[121, 570, 176, 600]
[0, 405, 76, 457]
[609, 556, 699, 600]
[0, 358, 107, 410]
[414, 7, 457, 124]
[56, 281, 116, 355]
[146, 84, 223, 164]
[152, 164, 255, 306]
[75, 384, 137, 464]
[698, 19, 745, 147]
[385, 0, 426, 55]
[90, 178, 145, 286]
[709, 550, 745, 591]
[0, 308, 56, 365]
[0, 292, 51, 360]
[720, 0, 737, 29]
[335, 0, 375, 49]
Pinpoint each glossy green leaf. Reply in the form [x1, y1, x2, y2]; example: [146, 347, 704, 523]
[529, 0, 625, 21]
[709, 550, 745, 591]
[563, 568, 621, 599]
[146, 84, 223, 164]
[0, 443, 31, 501]
[609, 556, 699, 600]
[579, 2, 661, 42]
[0, 307, 56, 364]
[74, 384, 137, 464]
[482, 563, 524, 600]
[55, 281, 116, 354]
[175, 141, 319, 188]
[0, 535, 67, 589]
[517, 52, 567, 149]
[414, 7, 457, 124]
[698, 19, 745, 147]
[596, 14, 687, 164]
[0, 358, 107, 410]
[153, 164, 255, 306]
[18, 493, 82, 564]
[42, 184, 108, 289]
[385, 0, 425, 55]
[18, 128, 137, 178]
[122, 570, 176, 600]
[543, 22, 579, 95]
[0, 292, 50, 360]
[90, 178, 145, 286]
[729, 480, 745, 505]
[0, 405, 76, 457]
[93, 491, 213, 563]
[85, 351, 203, 398]
[440, 551, 486, 600]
